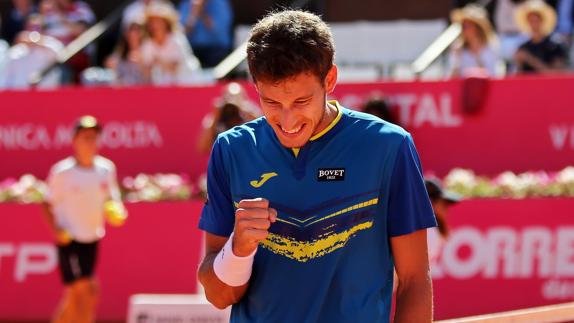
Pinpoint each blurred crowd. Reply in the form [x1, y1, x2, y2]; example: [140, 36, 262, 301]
[0, 0, 233, 88]
[1, 0, 574, 89]
[449, 0, 574, 77]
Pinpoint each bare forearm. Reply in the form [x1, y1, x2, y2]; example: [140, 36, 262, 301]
[394, 276, 433, 323]
[198, 253, 248, 309]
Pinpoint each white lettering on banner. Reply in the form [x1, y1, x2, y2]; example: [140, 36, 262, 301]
[0, 124, 51, 150]
[433, 226, 574, 280]
[0, 121, 164, 151]
[337, 92, 463, 128]
[542, 279, 574, 300]
[549, 125, 574, 151]
[0, 244, 16, 274]
[53, 125, 73, 149]
[484, 227, 518, 278]
[0, 243, 57, 282]
[520, 227, 553, 278]
[101, 121, 163, 149]
[556, 228, 574, 276]
[15, 244, 57, 282]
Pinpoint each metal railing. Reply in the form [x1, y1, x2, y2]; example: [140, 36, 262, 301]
[410, 0, 493, 77]
[29, 0, 133, 87]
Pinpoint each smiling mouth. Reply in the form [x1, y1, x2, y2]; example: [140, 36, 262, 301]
[279, 124, 305, 136]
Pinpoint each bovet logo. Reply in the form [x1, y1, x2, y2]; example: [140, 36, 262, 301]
[317, 168, 345, 182]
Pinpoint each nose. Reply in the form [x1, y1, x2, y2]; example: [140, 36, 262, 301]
[279, 108, 298, 130]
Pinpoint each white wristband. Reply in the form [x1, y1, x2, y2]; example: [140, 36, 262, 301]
[213, 233, 256, 287]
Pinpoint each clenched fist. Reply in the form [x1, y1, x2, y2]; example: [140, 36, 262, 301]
[233, 198, 277, 257]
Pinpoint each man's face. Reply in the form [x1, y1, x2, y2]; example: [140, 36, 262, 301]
[527, 12, 543, 34]
[255, 67, 337, 148]
[72, 128, 100, 160]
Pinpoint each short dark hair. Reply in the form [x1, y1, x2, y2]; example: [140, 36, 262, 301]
[246, 10, 335, 83]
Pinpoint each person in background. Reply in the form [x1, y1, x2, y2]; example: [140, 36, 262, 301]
[179, 0, 233, 68]
[122, 0, 173, 29]
[425, 179, 461, 268]
[449, 5, 502, 77]
[556, 0, 574, 48]
[43, 116, 127, 323]
[0, 22, 63, 89]
[40, 0, 95, 83]
[197, 82, 260, 153]
[105, 19, 146, 86]
[361, 96, 399, 125]
[1, 0, 36, 45]
[514, 0, 569, 73]
[494, 0, 531, 63]
[141, 2, 199, 85]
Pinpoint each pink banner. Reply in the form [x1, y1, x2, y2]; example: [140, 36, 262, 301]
[1, 199, 573, 320]
[0, 201, 204, 321]
[1, 76, 574, 181]
[433, 198, 574, 319]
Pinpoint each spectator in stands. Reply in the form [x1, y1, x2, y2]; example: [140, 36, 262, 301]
[141, 2, 199, 85]
[40, 0, 95, 83]
[449, 5, 502, 77]
[425, 179, 461, 269]
[514, 0, 568, 73]
[197, 82, 259, 153]
[122, 0, 173, 29]
[0, 26, 63, 89]
[361, 96, 399, 125]
[494, 0, 531, 62]
[1, 0, 37, 45]
[105, 20, 146, 86]
[179, 0, 234, 68]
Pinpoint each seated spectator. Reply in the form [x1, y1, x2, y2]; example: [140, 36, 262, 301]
[105, 20, 146, 86]
[449, 5, 502, 77]
[40, 0, 95, 83]
[197, 82, 259, 153]
[179, 0, 233, 68]
[1, 0, 37, 45]
[361, 96, 399, 126]
[122, 0, 173, 29]
[514, 0, 568, 73]
[141, 2, 199, 85]
[0, 29, 63, 89]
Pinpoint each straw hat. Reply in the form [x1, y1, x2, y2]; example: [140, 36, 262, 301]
[515, 0, 557, 36]
[145, 2, 180, 31]
[451, 5, 496, 43]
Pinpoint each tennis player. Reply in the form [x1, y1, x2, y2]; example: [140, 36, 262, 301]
[198, 10, 436, 322]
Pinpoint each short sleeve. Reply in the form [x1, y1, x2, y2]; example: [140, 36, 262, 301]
[387, 135, 436, 237]
[198, 138, 235, 237]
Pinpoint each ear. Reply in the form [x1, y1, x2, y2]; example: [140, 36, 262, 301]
[324, 65, 338, 94]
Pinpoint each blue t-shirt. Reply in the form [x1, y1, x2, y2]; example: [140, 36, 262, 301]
[199, 102, 436, 323]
